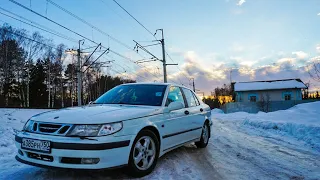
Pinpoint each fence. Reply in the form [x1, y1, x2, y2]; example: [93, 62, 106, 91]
[221, 99, 319, 114]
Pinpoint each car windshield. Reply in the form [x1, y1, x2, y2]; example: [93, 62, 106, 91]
[94, 84, 167, 106]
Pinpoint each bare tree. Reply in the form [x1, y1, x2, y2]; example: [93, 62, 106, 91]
[308, 61, 320, 82]
[258, 92, 271, 112]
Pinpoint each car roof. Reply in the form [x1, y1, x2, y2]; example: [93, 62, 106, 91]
[122, 82, 191, 90]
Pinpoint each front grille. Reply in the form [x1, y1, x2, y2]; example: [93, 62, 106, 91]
[27, 152, 53, 162]
[39, 123, 62, 133]
[30, 122, 72, 136]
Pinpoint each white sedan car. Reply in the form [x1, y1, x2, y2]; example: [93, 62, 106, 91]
[15, 83, 212, 177]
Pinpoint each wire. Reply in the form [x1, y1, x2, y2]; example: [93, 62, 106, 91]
[9, 0, 160, 80]
[109, 49, 162, 81]
[0, 9, 77, 43]
[3, 28, 58, 50]
[111, 0, 186, 85]
[112, 0, 155, 37]
[9, 0, 97, 44]
[46, 0, 144, 56]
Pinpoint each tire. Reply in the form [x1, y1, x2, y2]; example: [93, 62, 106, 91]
[127, 129, 160, 177]
[195, 122, 210, 148]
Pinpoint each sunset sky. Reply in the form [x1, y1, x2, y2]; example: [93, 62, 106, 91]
[1, 0, 320, 94]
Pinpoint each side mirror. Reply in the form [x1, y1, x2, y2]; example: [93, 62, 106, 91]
[164, 101, 184, 113]
[88, 101, 93, 105]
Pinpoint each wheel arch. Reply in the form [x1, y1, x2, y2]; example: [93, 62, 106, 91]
[139, 126, 161, 147]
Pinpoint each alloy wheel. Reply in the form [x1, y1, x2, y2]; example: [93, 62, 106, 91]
[133, 136, 156, 170]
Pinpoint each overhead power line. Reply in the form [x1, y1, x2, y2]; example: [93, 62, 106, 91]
[47, 0, 140, 53]
[111, 0, 186, 84]
[111, 0, 155, 37]
[0, 9, 77, 43]
[9, 0, 160, 80]
[4, 28, 58, 50]
[45, 0, 160, 80]
[9, 0, 97, 44]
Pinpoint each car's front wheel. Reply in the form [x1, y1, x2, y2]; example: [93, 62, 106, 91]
[127, 129, 159, 177]
[195, 122, 210, 148]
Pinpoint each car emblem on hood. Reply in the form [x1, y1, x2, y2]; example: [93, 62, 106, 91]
[54, 116, 59, 119]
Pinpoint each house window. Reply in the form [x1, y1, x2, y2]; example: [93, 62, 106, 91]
[284, 94, 291, 100]
[282, 91, 293, 101]
[250, 96, 257, 102]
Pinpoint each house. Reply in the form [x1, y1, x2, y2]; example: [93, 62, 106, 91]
[233, 79, 308, 102]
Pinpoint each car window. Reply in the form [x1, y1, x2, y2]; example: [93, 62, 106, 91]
[192, 92, 200, 106]
[94, 84, 167, 106]
[182, 88, 198, 107]
[165, 86, 185, 107]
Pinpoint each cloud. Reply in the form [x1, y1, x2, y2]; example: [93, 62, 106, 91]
[237, 0, 246, 6]
[317, 13, 320, 16]
[316, 44, 320, 53]
[292, 51, 308, 60]
[164, 51, 320, 94]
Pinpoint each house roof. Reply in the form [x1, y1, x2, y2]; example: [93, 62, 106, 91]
[234, 79, 307, 92]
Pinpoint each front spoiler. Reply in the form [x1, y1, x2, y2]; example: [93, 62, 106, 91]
[15, 155, 126, 171]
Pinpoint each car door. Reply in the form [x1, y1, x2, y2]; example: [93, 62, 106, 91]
[181, 88, 205, 140]
[159, 86, 190, 151]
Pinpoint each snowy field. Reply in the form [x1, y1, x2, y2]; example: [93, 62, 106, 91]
[0, 102, 319, 180]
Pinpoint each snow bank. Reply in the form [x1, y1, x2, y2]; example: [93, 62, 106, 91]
[0, 109, 50, 170]
[211, 108, 224, 114]
[212, 101, 320, 151]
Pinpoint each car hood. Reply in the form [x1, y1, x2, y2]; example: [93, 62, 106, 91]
[30, 104, 162, 124]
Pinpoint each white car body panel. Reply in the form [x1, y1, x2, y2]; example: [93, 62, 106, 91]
[15, 83, 212, 169]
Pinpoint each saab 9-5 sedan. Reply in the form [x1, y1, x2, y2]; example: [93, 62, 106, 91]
[15, 83, 212, 177]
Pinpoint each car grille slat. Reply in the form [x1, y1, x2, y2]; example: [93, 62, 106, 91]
[39, 124, 61, 133]
[29, 122, 72, 136]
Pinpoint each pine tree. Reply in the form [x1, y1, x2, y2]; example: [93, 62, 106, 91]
[29, 59, 47, 107]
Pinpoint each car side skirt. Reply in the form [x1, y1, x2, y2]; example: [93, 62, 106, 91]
[162, 137, 200, 153]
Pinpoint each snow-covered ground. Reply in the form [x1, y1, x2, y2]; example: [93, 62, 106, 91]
[0, 102, 319, 180]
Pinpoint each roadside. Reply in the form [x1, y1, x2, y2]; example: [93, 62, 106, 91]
[0, 107, 319, 179]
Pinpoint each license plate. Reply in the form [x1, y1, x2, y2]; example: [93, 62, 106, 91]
[21, 138, 51, 154]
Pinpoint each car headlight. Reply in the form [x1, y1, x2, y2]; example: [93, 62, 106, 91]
[23, 120, 34, 132]
[67, 122, 123, 137]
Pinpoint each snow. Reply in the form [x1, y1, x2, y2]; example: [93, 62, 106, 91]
[234, 79, 307, 91]
[0, 109, 51, 173]
[212, 101, 320, 151]
[0, 103, 319, 179]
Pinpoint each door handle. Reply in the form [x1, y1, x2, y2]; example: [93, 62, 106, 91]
[184, 110, 189, 115]
[200, 108, 203, 112]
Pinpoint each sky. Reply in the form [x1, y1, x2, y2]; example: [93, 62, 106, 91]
[1, 0, 320, 94]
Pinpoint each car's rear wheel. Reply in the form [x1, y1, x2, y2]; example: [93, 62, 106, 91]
[195, 122, 210, 148]
[127, 129, 159, 177]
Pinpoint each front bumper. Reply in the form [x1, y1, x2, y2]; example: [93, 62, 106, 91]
[15, 132, 134, 169]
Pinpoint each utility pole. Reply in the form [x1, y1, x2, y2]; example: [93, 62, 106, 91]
[133, 29, 177, 83]
[160, 30, 167, 83]
[191, 78, 195, 92]
[77, 40, 83, 106]
[154, 29, 178, 83]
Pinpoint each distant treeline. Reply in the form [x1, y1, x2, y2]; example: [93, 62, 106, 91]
[0, 24, 135, 108]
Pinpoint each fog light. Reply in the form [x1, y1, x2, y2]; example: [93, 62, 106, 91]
[81, 158, 100, 164]
[18, 149, 24, 156]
